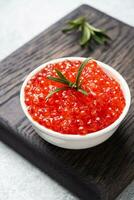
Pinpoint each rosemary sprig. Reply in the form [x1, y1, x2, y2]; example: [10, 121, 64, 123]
[62, 16, 110, 47]
[46, 58, 91, 99]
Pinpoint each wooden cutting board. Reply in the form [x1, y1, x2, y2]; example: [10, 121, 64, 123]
[0, 4, 134, 200]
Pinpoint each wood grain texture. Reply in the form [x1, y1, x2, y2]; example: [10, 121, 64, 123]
[0, 4, 134, 200]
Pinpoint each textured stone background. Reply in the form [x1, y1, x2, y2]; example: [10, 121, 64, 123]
[0, 0, 134, 199]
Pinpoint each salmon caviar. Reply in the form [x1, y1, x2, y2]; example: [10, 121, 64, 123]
[24, 60, 125, 135]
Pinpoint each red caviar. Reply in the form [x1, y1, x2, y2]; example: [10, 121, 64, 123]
[24, 60, 125, 135]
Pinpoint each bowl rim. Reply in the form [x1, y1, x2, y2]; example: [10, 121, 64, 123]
[20, 57, 131, 140]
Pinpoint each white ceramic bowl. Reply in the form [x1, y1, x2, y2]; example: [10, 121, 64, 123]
[20, 57, 131, 149]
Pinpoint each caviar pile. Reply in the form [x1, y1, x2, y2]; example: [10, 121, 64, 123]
[24, 60, 125, 135]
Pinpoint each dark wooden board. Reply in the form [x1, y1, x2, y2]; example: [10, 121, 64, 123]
[0, 4, 134, 200]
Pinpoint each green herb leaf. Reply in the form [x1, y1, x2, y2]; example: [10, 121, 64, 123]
[69, 16, 85, 26]
[62, 17, 85, 33]
[92, 34, 105, 44]
[62, 24, 77, 33]
[46, 87, 67, 100]
[80, 23, 91, 46]
[85, 23, 103, 33]
[55, 69, 70, 84]
[75, 58, 91, 87]
[78, 88, 88, 95]
[93, 32, 111, 44]
[96, 31, 111, 40]
[47, 76, 69, 85]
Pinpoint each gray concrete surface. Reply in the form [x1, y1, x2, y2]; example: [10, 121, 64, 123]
[0, 0, 134, 199]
